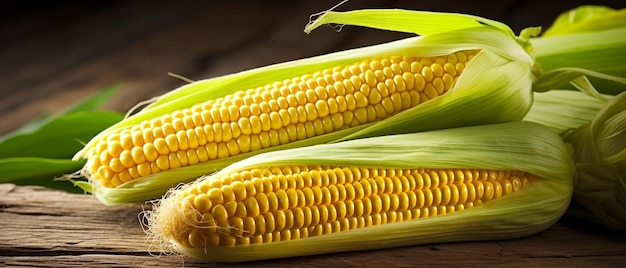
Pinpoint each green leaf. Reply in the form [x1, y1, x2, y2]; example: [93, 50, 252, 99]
[542, 6, 626, 37]
[0, 86, 122, 193]
[532, 27, 626, 95]
[0, 111, 124, 159]
[304, 9, 515, 38]
[0, 157, 85, 193]
[1, 85, 120, 141]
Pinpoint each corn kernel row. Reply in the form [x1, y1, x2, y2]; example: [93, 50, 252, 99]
[166, 165, 532, 248]
[86, 51, 477, 187]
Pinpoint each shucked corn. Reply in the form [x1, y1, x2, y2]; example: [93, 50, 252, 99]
[87, 51, 477, 188]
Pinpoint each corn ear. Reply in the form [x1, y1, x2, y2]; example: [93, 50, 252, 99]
[73, 9, 550, 205]
[563, 92, 626, 230]
[146, 122, 573, 262]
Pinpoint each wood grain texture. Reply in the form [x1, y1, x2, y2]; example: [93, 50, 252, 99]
[1, 183, 624, 267]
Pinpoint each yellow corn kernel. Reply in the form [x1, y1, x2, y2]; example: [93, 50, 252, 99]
[85, 51, 478, 188]
[156, 165, 534, 250]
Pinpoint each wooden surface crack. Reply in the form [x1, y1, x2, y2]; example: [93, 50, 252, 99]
[1, 248, 150, 257]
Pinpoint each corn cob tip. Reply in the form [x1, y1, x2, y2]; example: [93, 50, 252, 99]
[144, 182, 199, 256]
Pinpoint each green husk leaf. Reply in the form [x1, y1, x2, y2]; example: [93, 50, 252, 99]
[533, 5, 626, 94]
[564, 91, 626, 230]
[542, 6, 626, 37]
[523, 90, 610, 134]
[532, 24, 626, 95]
[0, 111, 124, 159]
[0, 86, 122, 192]
[532, 67, 626, 96]
[304, 9, 515, 38]
[1, 85, 120, 141]
[0, 157, 85, 193]
[0, 157, 84, 182]
[148, 122, 573, 262]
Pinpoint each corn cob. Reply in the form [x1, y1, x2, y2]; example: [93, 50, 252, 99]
[87, 50, 478, 189]
[74, 8, 611, 205]
[146, 122, 574, 262]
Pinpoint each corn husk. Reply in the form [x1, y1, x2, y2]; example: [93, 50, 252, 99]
[146, 121, 574, 262]
[532, 6, 626, 95]
[523, 90, 611, 134]
[563, 92, 626, 230]
[542, 5, 626, 37]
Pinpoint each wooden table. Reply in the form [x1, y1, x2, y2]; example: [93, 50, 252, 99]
[1, 183, 625, 267]
[1, 1, 624, 267]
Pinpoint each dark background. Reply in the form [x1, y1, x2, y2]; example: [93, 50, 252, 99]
[1, 0, 623, 135]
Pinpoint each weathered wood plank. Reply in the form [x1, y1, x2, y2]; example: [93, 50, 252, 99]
[1, 184, 624, 267]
